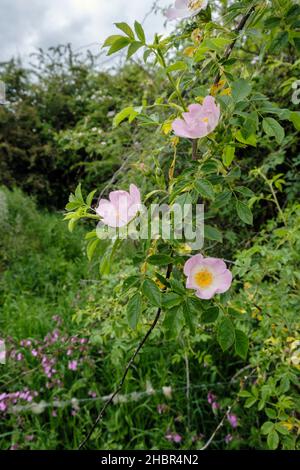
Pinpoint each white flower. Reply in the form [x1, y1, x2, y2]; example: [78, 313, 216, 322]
[165, 0, 208, 20]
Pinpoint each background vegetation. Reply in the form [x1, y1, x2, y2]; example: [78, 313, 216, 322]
[0, 0, 299, 450]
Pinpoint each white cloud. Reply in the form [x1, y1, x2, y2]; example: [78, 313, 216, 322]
[0, 0, 173, 63]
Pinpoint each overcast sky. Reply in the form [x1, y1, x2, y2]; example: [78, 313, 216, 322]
[0, 0, 173, 64]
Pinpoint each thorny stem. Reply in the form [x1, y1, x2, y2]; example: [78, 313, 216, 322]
[80, 5, 258, 449]
[259, 171, 287, 227]
[214, 5, 256, 85]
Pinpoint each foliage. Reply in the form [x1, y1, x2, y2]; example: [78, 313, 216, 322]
[1, 0, 300, 451]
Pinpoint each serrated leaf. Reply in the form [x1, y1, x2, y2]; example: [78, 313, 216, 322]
[217, 317, 235, 351]
[162, 292, 183, 309]
[107, 37, 131, 55]
[236, 200, 253, 225]
[235, 186, 255, 198]
[86, 189, 97, 207]
[166, 61, 187, 73]
[231, 79, 252, 102]
[195, 179, 214, 199]
[289, 111, 300, 131]
[147, 254, 173, 266]
[87, 239, 100, 261]
[183, 300, 195, 334]
[222, 145, 235, 167]
[213, 191, 232, 209]
[127, 292, 142, 329]
[142, 279, 162, 307]
[262, 117, 285, 144]
[134, 21, 146, 43]
[103, 35, 125, 47]
[261, 421, 274, 435]
[115, 22, 134, 39]
[235, 329, 249, 359]
[201, 306, 219, 323]
[113, 106, 139, 127]
[127, 41, 143, 59]
[267, 430, 279, 450]
[204, 224, 223, 242]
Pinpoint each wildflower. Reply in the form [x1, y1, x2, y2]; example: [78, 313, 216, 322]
[172, 96, 220, 139]
[68, 360, 78, 371]
[165, 0, 208, 20]
[165, 431, 183, 443]
[227, 412, 238, 428]
[184, 254, 232, 300]
[96, 184, 141, 228]
[162, 386, 173, 399]
[225, 434, 233, 444]
[157, 404, 168, 414]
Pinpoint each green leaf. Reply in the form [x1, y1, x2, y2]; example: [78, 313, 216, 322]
[127, 293, 142, 329]
[262, 118, 285, 144]
[107, 37, 131, 55]
[204, 225, 223, 242]
[275, 424, 289, 436]
[113, 106, 139, 127]
[235, 329, 249, 359]
[289, 111, 300, 131]
[267, 430, 279, 450]
[213, 191, 232, 209]
[217, 317, 235, 351]
[147, 254, 173, 266]
[169, 279, 186, 295]
[231, 79, 252, 102]
[183, 300, 195, 334]
[261, 421, 274, 435]
[235, 130, 257, 147]
[201, 306, 219, 323]
[163, 305, 183, 339]
[265, 408, 277, 419]
[222, 145, 235, 167]
[195, 179, 214, 199]
[75, 183, 84, 202]
[87, 239, 100, 262]
[235, 186, 255, 198]
[86, 189, 97, 207]
[162, 292, 183, 309]
[103, 35, 125, 47]
[134, 21, 146, 43]
[235, 200, 253, 225]
[166, 61, 187, 73]
[127, 41, 143, 59]
[115, 22, 135, 39]
[186, 297, 203, 314]
[244, 396, 257, 408]
[142, 279, 162, 307]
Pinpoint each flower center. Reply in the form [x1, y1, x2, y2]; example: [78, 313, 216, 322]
[188, 0, 204, 11]
[202, 117, 209, 123]
[195, 269, 213, 288]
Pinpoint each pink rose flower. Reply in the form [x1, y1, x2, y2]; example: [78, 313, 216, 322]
[184, 254, 232, 299]
[96, 184, 141, 228]
[227, 413, 238, 428]
[172, 96, 220, 139]
[165, 0, 208, 20]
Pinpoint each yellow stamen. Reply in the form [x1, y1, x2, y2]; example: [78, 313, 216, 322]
[202, 117, 209, 123]
[195, 270, 213, 288]
[188, 0, 204, 11]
